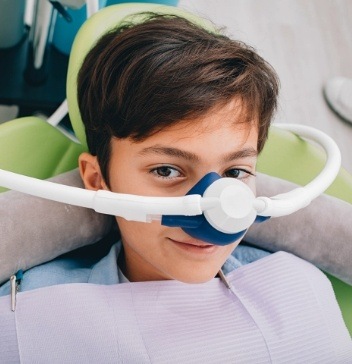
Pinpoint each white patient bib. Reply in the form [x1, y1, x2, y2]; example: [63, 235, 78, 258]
[1, 252, 351, 363]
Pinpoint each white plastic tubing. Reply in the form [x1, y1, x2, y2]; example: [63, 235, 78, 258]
[0, 169, 204, 221]
[254, 124, 341, 217]
[0, 124, 341, 222]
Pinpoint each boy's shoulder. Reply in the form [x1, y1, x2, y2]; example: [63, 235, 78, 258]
[227, 250, 335, 309]
[0, 256, 92, 297]
[231, 250, 329, 283]
[0, 242, 121, 297]
[224, 251, 352, 360]
[231, 246, 328, 282]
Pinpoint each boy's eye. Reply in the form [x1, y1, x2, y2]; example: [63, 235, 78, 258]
[223, 168, 254, 179]
[151, 166, 182, 179]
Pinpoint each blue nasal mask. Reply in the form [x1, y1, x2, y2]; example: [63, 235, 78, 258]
[0, 125, 342, 246]
[162, 172, 267, 245]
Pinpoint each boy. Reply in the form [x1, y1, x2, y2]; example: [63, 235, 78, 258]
[77, 13, 278, 284]
[1, 11, 351, 362]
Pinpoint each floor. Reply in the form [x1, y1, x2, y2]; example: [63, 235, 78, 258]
[1, 0, 352, 174]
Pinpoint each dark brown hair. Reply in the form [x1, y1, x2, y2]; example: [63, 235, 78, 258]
[78, 13, 279, 184]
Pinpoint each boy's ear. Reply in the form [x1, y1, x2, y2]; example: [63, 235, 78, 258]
[79, 152, 107, 190]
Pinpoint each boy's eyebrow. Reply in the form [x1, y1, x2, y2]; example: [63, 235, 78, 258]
[138, 146, 200, 161]
[222, 147, 258, 162]
[138, 145, 257, 162]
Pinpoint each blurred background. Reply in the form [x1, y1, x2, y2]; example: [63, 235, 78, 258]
[1, 0, 351, 173]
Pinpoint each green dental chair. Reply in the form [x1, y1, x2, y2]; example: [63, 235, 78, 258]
[0, 3, 351, 334]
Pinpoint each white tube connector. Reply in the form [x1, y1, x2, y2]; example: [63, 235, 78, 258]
[203, 178, 257, 233]
[93, 190, 204, 222]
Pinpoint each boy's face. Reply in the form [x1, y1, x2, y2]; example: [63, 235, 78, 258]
[80, 100, 259, 283]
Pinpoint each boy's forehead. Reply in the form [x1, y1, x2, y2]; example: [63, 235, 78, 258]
[144, 97, 258, 140]
[155, 120, 258, 149]
[149, 99, 258, 143]
[111, 102, 259, 161]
